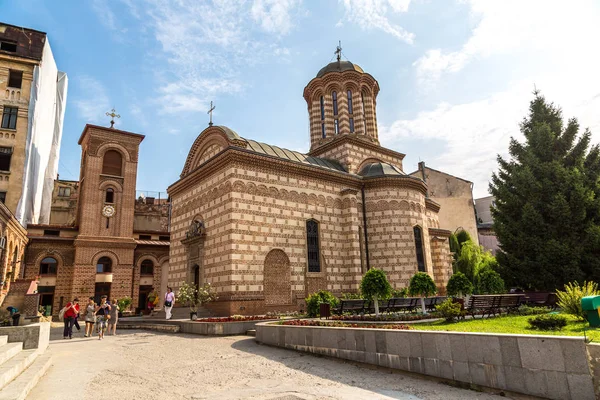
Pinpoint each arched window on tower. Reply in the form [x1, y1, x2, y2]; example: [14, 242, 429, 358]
[332, 91, 338, 115]
[348, 90, 355, 133]
[413, 226, 426, 272]
[105, 188, 114, 203]
[306, 219, 321, 272]
[96, 257, 112, 273]
[102, 150, 122, 176]
[320, 96, 326, 138]
[40, 257, 57, 275]
[361, 91, 368, 134]
[140, 259, 154, 276]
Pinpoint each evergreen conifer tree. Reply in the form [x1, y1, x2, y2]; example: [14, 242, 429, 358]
[490, 92, 600, 290]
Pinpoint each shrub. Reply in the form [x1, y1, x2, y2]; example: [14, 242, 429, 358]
[476, 269, 505, 294]
[436, 298, 462, 322]
[117, 297, 132, 312]
[360, 269, 392, 315]
[556, 281, 600, 319]
[528, 314, 567, 330]
[177, 282, 199, 311]
[446, 272, 473, 297]
[305, 290, 339, 317]
[518, 305, 549, 316]
[391, 288, 408, 298]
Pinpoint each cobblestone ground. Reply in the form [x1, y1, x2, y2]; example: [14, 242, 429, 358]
[27, 327, 506, 400]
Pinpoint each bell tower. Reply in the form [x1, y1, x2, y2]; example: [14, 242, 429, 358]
[76, 124, 144, 239]
[303, 43, 380, 152]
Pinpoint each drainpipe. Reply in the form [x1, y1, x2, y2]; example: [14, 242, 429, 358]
[361, 185, 370, 270]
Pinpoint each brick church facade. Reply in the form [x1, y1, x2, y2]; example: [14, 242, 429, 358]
[168, 58, 454, 316]
[21, 124, 169, 316]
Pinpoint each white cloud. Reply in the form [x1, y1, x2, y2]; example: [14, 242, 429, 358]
[129, 0, 303, 113]
[251, 0, 301, 35]
[413, 0, 597, 85]
[385, 0, 600, 197]
[91, 0, 128, 34]
[338, 0, 414, 44]
[73, 76, 111, 125]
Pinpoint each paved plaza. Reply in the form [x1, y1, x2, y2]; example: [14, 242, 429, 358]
[26, 327, 504, 400]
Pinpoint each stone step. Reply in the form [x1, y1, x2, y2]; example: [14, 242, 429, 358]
[0, 337, 8, 347]
[0, 354, 51, 400]
[0, 350, 39, 391]
[0, 344, 22, 368]
[117, 323, 180, 333]
[245, 329, 256, 337]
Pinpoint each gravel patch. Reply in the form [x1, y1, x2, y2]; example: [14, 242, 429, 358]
[27, 327, 507, 400]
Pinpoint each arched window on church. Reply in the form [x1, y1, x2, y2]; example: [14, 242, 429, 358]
[334, 119, 339, 135]
[40, 257, 57, 275]
[413, 226, 426, 272]
[96, 257, 112, 273]
[306, 219, 321, 272]
[105, 188, 114, 203]
[332, 91, 338, 115]
[102, 150, 122, 176]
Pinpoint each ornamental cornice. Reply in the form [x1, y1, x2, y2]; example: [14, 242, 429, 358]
[425, 198, 441, 213]
[428, 228, 452, 237]
[308, 134, 405, 161]
[363, 175, 428, 196]
[303, 71, 380, 101]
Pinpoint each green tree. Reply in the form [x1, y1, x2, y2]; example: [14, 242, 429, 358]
[490, 92, 600, 290]
[408, 272, 437, 314]
[475, 269, 505, 294]
[446, 272, 474, 297]
[360, 269, 392, 316]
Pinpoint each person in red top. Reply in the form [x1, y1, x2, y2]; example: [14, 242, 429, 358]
[63, 298, 80, 339]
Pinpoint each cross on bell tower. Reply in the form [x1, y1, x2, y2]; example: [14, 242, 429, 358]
[335, 41, 342, 62]
[105, 108, 120, 128]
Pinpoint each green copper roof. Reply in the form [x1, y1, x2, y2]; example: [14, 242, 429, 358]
[358, 162, 404, 177]
[242, 138, 346, 173]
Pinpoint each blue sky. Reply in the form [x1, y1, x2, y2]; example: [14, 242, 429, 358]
[3, 0, 600, 198]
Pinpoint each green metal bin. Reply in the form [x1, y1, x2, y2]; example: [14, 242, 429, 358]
[582, 296, 600, 327]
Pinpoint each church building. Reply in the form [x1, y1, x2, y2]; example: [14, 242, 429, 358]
[168, 54, 454, 316]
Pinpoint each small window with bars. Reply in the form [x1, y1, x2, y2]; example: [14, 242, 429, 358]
[7, 70, 22, 89]
[58, 187, 71, 197]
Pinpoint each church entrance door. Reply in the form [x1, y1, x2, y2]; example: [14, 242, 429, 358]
[138, 285, 153, 314]
[94, 283, 111, 304]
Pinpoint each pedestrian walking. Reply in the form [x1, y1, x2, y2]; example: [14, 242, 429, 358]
[83, 297, 96, 337]
[108, 298, 119, 335]
[147, 290, 157, 315]
[164, 287, 174, 320]
[95, 295, 111, 340]
[63, 298, 80, 339]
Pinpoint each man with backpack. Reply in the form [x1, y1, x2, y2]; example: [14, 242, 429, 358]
[62, 298, 80, 339]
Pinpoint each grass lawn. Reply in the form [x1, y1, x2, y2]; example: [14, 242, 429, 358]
[411, 313, 600, 341]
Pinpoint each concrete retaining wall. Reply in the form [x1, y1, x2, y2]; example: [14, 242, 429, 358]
[256, 323, 595, 400]
[0, 322, 50, 350]
[177, 319, 276, 335]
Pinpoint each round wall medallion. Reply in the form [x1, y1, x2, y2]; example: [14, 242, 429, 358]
[102, 205, 115, 217]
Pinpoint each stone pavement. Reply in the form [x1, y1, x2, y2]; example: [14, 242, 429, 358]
[26, 327, 505, 400]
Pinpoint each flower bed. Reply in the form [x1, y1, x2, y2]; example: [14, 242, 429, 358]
[194, 315, 270, 323]
[330, 312, 440, 322]
[281, 319, 411, 330]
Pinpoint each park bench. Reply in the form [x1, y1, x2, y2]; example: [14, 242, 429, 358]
[465, 294, 523, 318]
[386, 297, 419, 313]
[425, 296, 447, 312]
[332, 299, 370, 315]
[521, 292, 557, 309]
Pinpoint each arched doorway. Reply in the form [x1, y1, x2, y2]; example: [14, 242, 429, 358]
[264, 249, 291, 305]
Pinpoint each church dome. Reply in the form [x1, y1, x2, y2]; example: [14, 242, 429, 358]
[316, 60, 364, 78]
[358, 162, 404, 177]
